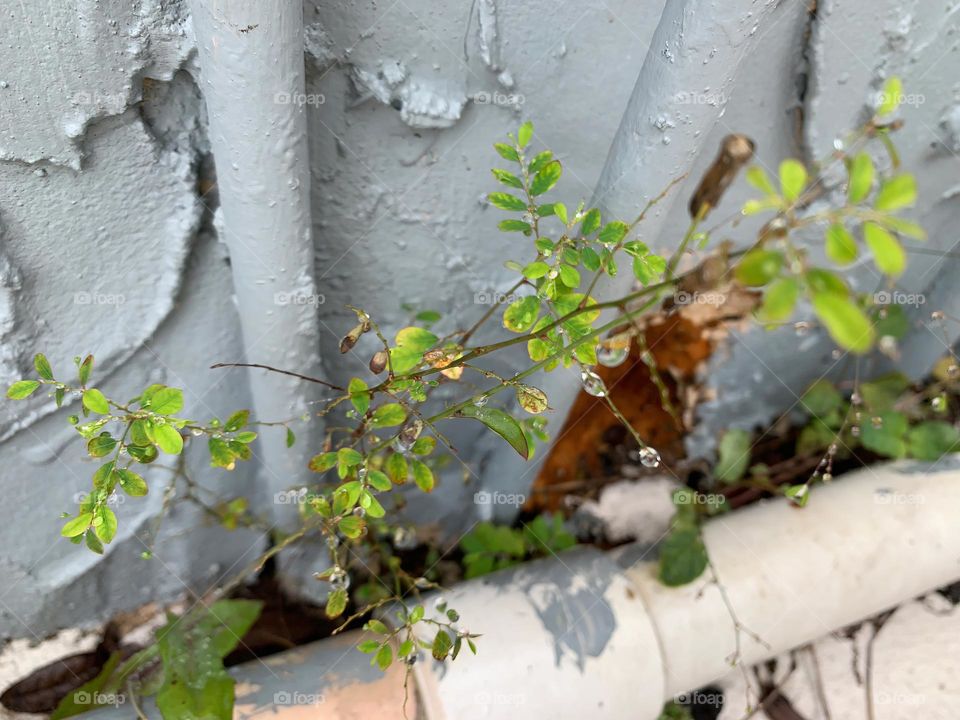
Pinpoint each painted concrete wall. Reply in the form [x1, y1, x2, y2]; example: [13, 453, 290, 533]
[0, 0, 957, 639]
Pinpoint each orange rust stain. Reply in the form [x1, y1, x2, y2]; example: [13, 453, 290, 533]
[527, 314, 712, 512]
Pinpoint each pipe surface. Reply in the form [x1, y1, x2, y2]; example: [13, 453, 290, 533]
[189, 0, 323, 529]
[416, 460, 960, 718]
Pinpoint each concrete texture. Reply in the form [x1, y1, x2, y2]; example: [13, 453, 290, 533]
[1, 0, 960, 648]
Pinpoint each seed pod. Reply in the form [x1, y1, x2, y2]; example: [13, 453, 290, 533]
[689, 134, 755, 219]
[339, 320, 370, 353]
[369, 350, 388, 374]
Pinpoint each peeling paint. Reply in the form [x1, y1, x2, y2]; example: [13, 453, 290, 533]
[349, 62, 467, 129]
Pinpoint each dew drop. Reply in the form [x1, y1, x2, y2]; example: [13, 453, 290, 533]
[473, 395, 488, 408]
[871, 416, 883, 428]
[580, 368, 607, 397]
[597, 345, 629, 368]
[851, 426, 861, 437]
[638, 446, 661, 468]
[932, 395, 947, 412]
[352, 506, 365, 518]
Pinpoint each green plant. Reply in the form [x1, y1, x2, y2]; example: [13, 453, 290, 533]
[6, 77, 943, 718]
[459, 513, 577, 578]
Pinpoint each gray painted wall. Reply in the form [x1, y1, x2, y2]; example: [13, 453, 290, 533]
[0, 0, 957, 639]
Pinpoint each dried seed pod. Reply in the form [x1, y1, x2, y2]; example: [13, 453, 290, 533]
[369, 350, 388, 374]
[339, 320, 370, 353]
[689, 134, 755, 219]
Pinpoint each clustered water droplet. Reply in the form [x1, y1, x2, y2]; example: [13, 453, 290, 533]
[580, 367, 607, 397]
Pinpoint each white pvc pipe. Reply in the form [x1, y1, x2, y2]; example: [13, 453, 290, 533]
[89, 461, 960, 719]
[414, 460, 960, 718]
[189, 1, 324, 528]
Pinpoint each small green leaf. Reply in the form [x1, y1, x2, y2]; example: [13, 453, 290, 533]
[757, 277, 799, 323]
[528, 150, 554, 174]
[153, 423, 184, 455]
[386, 453, 408, 484]
[825, 224, 858, 265]
[847, 152, 874, 203]
[779, 159, 808, 203]
[715, 429, 751, 483]
[34, 353, 53, 380]
[375, 644, 393, 670]
[326, 588, 348, 618]
[431, 630, 453, 661]
[370, 403, 406, 428]
[735, 250, 783, 286]
[224, 410, 250, 432]
[877, 76, 903, 116]
[516, 385, 548, 414]
[309, 452, 338, 473]
[598, 221, 629, 245]
[907, 421, 960, 460]
[367, 469, 392, 491]
[94, 506, 118, 544]
[530, 160, 562, 196]
[349, 377, 370, 415]
[745, 166, 778, 196]
[494, 143, 519, 162]
[286, 427, 296, 447]
[82, 389, 110, 414]
[61, 513, 93, 538]
[491, 168, 523, 188]
[874, 174, 917, 212]
[503, 296, 541, 333]
[411, 459, 435, 492]
[558, 264, 580, 288]
[87, 434, 117, 458]
[522, 262, 551, 279]
[7, 380, 41, 399]
[78, 355, 94, 385]
[338, 515, 365, 539]
[149, 387, 184, 415]
[517, 121, 533, 148]
[811, 292, 875, 353]
[800, 379, 843, 417]
[117, 468, 148, 497]
[499, 219, 531, 233]
[456, 405, 529, 459]
[658, 527, 708, 587]
[861, 411, 908, 458]
[411, 436, 437, 455]
[864, 222, 905, 276]
[488, 192, 527, 211]
[580, 208, 601, 236]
